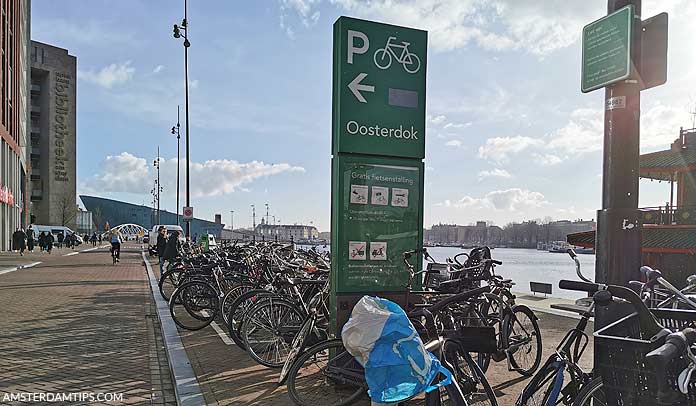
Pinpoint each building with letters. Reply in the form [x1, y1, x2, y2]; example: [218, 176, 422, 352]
[0, 0, 29, 250]
[29, 41, 76, 228]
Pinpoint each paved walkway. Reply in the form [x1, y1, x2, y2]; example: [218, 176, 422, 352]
[0, 243, 176, 405]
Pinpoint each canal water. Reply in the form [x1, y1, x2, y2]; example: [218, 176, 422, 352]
[427, 247, 595, 300]
[302, 245, 595, 300]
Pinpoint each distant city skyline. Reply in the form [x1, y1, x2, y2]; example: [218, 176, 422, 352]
[32, 1, 696, 231]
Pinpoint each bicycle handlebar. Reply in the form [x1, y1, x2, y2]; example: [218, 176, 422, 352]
[559, 279, 666, 339]
[646, 328, 696, 404]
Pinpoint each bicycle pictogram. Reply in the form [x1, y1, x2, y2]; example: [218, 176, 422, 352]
[373, 36, 421, 74]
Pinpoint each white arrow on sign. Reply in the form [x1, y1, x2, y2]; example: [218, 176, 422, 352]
[348, 73, 375, 103]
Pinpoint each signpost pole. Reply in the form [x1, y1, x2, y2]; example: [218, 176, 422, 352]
[595, 0, 643, 286]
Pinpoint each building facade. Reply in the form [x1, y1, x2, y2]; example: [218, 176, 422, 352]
[29, 41, 76, 228]
[80, 195, 224, 239]
[255, 221, 319, 241]
[0, 0, 29, 250]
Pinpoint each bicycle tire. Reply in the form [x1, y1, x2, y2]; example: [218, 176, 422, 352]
[572, 377, 604, 406]
[286, 339, 365, 406]
[503, 306, 542, 376]
[280, 315, 315, 384]
[241, 296, 304, 368]
[373, 48, 392, 70]
[226, 289, 276, 350]
[443, 339, 498, 406]
[169, 280, 219, 331]
[159, 267, 185, 302]
[516, 361, 564, 406]
[220, 283, 254, 325]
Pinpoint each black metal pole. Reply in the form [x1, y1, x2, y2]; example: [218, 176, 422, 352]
[176, 105, 180, 227]
[183, 0, 191, 239]
[157, 146, 161, 225]
[595, 0, 642, 286]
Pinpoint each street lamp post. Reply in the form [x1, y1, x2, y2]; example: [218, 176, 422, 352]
[230, 210, 234, 231]
[153, 147, 163, 225]
[171, 106, 181, 226]
[173, 0, 191, 239]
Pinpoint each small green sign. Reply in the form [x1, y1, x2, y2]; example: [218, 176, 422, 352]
[581, 5, 634, 93]
[331, 155, 423, 293]
[332, 17, 427, 159]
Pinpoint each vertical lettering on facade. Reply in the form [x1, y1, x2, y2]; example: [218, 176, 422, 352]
[54, 72, 70, 182]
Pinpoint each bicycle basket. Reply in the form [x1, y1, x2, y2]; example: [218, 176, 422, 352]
[443, 326, 496, 353]
[594, 309, 696, 406]
[424, 262, 481, 293]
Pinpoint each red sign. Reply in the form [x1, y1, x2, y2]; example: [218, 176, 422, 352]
[0, 185, 13, 206]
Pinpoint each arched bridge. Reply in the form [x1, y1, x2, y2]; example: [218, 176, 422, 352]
[107, 223, 148, 238]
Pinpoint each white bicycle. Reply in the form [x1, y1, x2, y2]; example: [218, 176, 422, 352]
[373, 36, 421, 74]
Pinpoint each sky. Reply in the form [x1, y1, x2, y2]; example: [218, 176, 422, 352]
[31, 0, 696, 231]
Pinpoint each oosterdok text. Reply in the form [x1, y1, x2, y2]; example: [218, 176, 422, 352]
[346, 120, 419, 140]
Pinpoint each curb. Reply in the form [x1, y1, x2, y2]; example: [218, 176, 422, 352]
[142, 252, 206, 406]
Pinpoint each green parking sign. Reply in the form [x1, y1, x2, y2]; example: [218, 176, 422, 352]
[332, 17, 427, 159]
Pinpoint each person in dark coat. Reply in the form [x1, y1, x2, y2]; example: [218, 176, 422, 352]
[156, 226, 168, 274]
[57, 232, 64, 249]
[46, 233, 54, 254]
[12, 228, 26, 256]
[26, 226, 35, 252]
[90, 232, 98, 247]
[162, 230, 180, 261]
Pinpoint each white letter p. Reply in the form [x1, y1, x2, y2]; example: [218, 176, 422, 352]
[347, 30, 369, 64]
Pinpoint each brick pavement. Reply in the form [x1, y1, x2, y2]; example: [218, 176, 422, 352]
[0, 243, 176, 405]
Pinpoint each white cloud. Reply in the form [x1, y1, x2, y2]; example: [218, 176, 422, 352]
[444, 122, 472, 130]
[445, 139, 463, 147]
[82, 152, 305, 197]
[478, 168, 511, 180]
[546, 108, 603, 154]
[428, 115, 447, 125]
[641, 104, 692, 149]
[532, 153, 562, 166]
[152, 65, 164, 74]
[279, 0, 321, 38]
[80, 61, 135, 89]
[445, 188, 549, 210]
[478, 135, 543, 162]
[278, 0, 604, 55]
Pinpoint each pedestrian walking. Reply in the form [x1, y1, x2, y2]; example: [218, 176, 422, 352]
[156, 226, 167, 274]
[98, 234, 102, 245]
[46, 233, 54, 254]
[12, 228, 26, 256]
[26, 226, 34, 252]
[163, 230, 180, 262]
[67, 233, 74, 249]
[90, 232, 97, 247]
[38, 232, 45, 252]
[57, 232, 64, 249]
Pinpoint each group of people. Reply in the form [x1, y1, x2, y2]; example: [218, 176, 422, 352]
[12, 227, 56, 255]
[156, 226, 181, 273]
[10, 227, 105, 256]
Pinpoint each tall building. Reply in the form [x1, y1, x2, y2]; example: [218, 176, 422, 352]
[29, 41, 76, 228]
[0, 0, 29, 250]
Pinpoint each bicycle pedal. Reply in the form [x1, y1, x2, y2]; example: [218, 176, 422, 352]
[491, 351, 506, 362]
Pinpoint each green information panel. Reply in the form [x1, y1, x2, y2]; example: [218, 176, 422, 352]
[581, 5, 634, 93]
[332, 17, 427, 159]
[331, 155, 423, 293]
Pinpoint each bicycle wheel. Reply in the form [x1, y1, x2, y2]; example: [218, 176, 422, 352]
[287, 339, 366, 406]
[241, 297, 304, 368]
[220, 283, 253, 325]
[280, 316, 315, 384]
[444, 341, 498, 406]
[516, 361, 564, 406]
[572, 378, 605, 406]
[373, 48, 392, 70]
[169, 280, 219, 331]
[159, 267, 185, 302]
[226, 289, 276, 350]
[403, 53, 421, 73]
[503, 306, 542, 376]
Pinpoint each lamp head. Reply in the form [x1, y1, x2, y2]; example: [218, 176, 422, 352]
[173, 24, 181, 38]
[171, 126, 176, 134]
